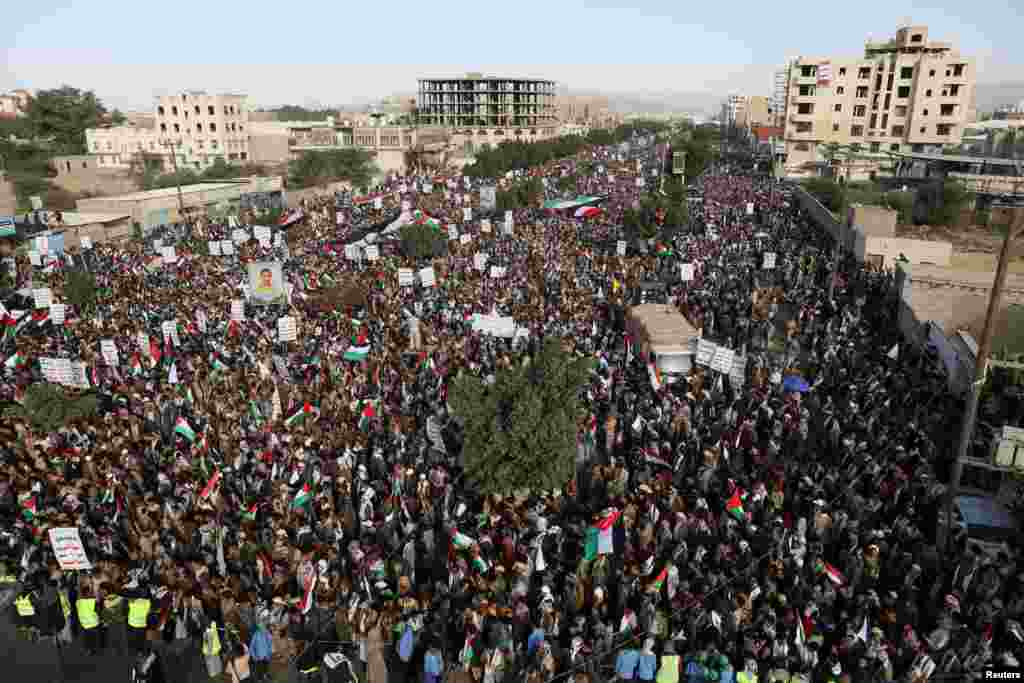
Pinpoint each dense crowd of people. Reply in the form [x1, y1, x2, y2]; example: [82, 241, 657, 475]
[1, 133, 1022, 683]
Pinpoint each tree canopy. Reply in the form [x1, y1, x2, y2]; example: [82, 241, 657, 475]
[4, 383, 98, 433]
[450, 339, 594, 496]
[266, 106, 338, 122]
[138, 159, 270, 191]
[24, 86, 108, 154]
[399, 222, 447, 261]
[287, 148, 378, 189]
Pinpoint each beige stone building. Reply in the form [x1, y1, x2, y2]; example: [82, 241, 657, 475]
[780, 24, 976, 173]
[735, 96, 772, 128]
[86, 91, 250, 172]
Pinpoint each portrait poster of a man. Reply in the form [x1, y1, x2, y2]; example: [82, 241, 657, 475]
[247, 261, 286, 305]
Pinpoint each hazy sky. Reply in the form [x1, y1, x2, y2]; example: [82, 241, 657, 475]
[2, 0, 1020, 111]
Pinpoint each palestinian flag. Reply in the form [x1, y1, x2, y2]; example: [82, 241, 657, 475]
[226, 320, 241, 339]
[297, 561, 317, 614]
[211, 355, 228, 372]
[584, 527, 599, 561]
[471, 556, 490, 573]
[596, 509, 620, 553]
[656, 243, 673, 257]
[150, 337, 162, 364]
[650, 566, 668, 592]
[241, 503, 258, 521]
[303, 273, 318, 291]
[174, 417, 196, 443]
[256, 552, 273, 585]
[357, 400, 378, 432]
[647, 359, 662, 391]
[291, 483, 313, 509]
[4, 352, 26, 370]
[31, 309, 50, 324]
[285, 402, 319, 428]
[726, 490, 745, 520]
[823, 561, 845, 586]
[130, 352, 143, 376]
[451, 530, 475, 551]
[18, 493, 36, 521]
[200, 469, 221, 500]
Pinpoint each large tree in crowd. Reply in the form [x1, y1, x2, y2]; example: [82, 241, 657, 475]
[24, 86, 109, 154]
[450, 339, 594, 496]
[287, 148, 378, 190]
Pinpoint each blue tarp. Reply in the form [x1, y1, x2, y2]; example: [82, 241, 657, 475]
[955, 495, 1018, 542]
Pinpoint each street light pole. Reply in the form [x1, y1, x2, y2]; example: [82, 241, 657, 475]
[940, 207, 1024, 560]
[160, 139, 186, 214]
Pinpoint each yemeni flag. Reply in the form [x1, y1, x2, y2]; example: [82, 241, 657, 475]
[644, 447, 673, 470]
[285, 402, 319, 428]
[822, 561, 845, 586]
[174, 417, 196, 443]
[650, 566, 668, 592]
[31, 309, 50, 324]
[291, 483, 313, 510]
[200, 469, 222, 500]
[4, 352, 26, 370]
[726, 490, 745, 520]
[18, 493, 36, 521]
[241, 503, 258, 521]
[297, 561, 317, 614]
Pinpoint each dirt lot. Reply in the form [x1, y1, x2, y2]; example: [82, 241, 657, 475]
[896, 222, 1024, 274]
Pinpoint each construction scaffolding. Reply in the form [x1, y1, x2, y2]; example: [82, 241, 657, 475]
[416, 75, 557, 130]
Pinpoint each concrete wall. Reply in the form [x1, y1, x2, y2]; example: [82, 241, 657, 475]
[60, 218, 134, 250]
[864, 235, 952, 267]
[851, 204, 897, 237]
[284, 180, 353, 207]
[249, 133, 291, 164]
[50, 156, 139, 196]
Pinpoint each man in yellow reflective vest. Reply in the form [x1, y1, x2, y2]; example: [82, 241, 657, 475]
[14, 587, 38, 640]
[127, 592, 152, 654]
[202, 620, 223, 678]
[76, 584, 100, 655]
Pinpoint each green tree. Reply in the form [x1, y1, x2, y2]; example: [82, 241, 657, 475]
[65, 270, 98, 312]
[288, 148, 377, 189]
[270, 106, 337, 122]
[399, 222, 446, 261]
[4, 383, 99, 433]
[110, 109, 127, 125]
[450, 339, 594, 495]
[24, 86, 109, 154]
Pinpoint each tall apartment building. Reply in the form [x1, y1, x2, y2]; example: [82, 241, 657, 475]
[771, 67, 792, 126]
[86, 91, 249, 172]
[416, 74, 558, 153]
[723, 95, 747, 125]
[781, 24, 975, 172]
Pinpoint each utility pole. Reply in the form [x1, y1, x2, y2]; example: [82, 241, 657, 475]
[160, 139, 186, 214]
[940, 207, 1024, 560]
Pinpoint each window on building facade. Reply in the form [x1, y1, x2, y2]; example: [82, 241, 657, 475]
[158, 106, 165, 116]
[870, 142, 880, 152]
[937, 124, 953, 136]
[900, 67, 914, 79]
[948, 84, 960, 96]
[856, 87, 868, 98]
[911, 33, 923, 43]
[895, 106, 908, 117]
[838, 67, 847, 76]
[798, 85, 816, 97]
[172, 106, 178, 115]
[174, 124, 180, 133]
[209, 123, 216, 132]
[920, 127, 926, 134]
[858, 67, 871, 79]
[833, 123, 840, 132]
[160, 123, 167, 133]
[890, 143, 900, 151]
[794, 142, 810, 151]
[834, 104, 842, 112]
[897, 86, 911, 98]
[850, 125, 864, 136]
[800, 65, 817, 78]
[923, 109, 929, 116]
[912, 144, 924, 153]
[929, 69, 936, 77]
[940, 104, 956, 116]
[925, 89, 932, 97]
[240, 152, 247, 160]
[797, 103, 814, 114]
[836, 86, 844, 95]
[952, 64, 965, 77]
[853, 105, 866, 117]
[795, 122, 812, 133]
[208, 106, 215, 115]
[197, 124, 203, 132]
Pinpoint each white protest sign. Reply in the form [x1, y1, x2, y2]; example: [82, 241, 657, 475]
[398, 268, 415, 287]
[763, 252, 777, 270]
[221, 241, 235, 255]
[448, 225, 459, 240]
[460, 234, 471, 246]
[161, 320, 180, 346]
[231, 300, 245, 322]
[39, 358, 57, 383]
[336, 211, 345, 225]
[419, 266, 436, 288]
[81, 236, 93, 250]
[161, 246, 178, 264]
[54, 358, 73, 386]
[254, 226, 272, 242]
[489, 265, 506, 279]
[617, 240, 627, 257]
[746, 202, 754, 216]
[48, 527, 92, 571]
[209, 241, 222, 256]
[463, 207, 472, 222]
[231, 229, 249, 244]
[710, 345, 735, 376]
[364, 245, 380, 261]
[481, 219, 491, 233]
[33, 287, 53, 309]
[423, 182, 433, 193]
[69, 362, 89, 389]
[28, 250, 42, 266]
[153, 239, 163, 252]
[277, 316, 298, 342]
[137, 332, 149, 353]
[474, 253, 488, 271]
[101, 339, 119, 366]
[344, 244, 359, 260]
[50, 304, 66, 325]
[696, 339, 717, 367]
[680, 263, 694, 281]
[729, 355, 746, 389]
[373, 197, 383, 210]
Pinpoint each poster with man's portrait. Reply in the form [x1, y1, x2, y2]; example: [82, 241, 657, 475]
[247, 261, 286, 305]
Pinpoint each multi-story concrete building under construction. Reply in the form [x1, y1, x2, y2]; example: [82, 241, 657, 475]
[416, 73, 558, 152]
